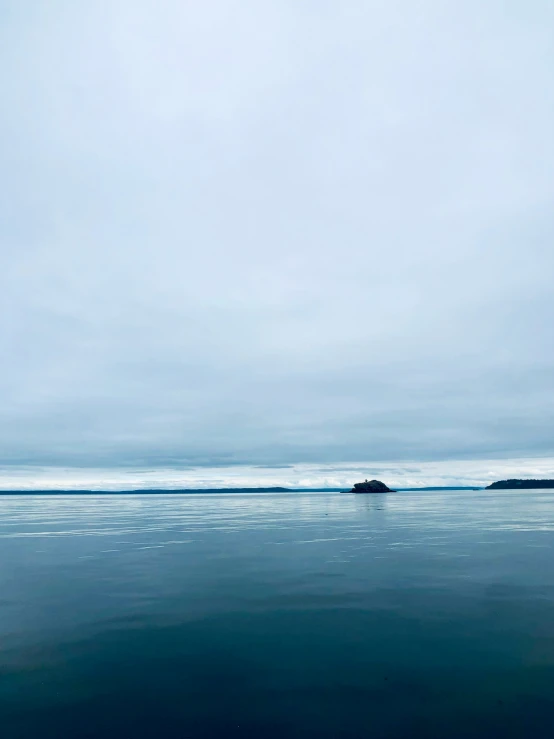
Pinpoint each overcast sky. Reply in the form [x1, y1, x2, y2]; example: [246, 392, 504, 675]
[1, 1, 553, 482]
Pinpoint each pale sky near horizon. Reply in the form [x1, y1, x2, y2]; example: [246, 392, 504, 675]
[1, 1, 553, 481]
[2, 457, 554, 491]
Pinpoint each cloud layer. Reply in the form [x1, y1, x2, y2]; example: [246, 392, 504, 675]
[1, 1, 553, 469]
[2, 458, 554, 492]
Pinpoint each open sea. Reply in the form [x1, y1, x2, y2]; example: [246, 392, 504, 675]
[1, 489, 554, 738]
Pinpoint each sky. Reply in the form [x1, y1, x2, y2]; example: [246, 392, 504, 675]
[1, 1, 553, 487]
[2, 458, 554, 492]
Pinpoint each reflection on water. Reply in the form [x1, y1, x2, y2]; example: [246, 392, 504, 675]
[1, 490, 554, 738]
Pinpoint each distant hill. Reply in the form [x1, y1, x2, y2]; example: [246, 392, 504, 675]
[0, 487, 293, 495]
[1, 485, 482, 495]
[396, 486, 482, 491]
[486, 479, 554, 490]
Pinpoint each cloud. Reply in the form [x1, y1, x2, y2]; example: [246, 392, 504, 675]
[1, 1, 553, 469]
[2, 458, 554, 491]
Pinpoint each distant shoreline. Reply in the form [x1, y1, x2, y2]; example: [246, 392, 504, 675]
[0, 486, 484, 495]
[485, 479, 554, 489]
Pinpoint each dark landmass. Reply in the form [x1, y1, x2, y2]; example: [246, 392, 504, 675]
[397, 486, 482, 491]
[0, 485, 485, 495]
[486, 479, 554, 490]
[291, 488, 348, 492]
[0, 487, 293, 495]
[343, 479, 395, 493]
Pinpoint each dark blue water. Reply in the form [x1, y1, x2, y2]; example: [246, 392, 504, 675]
[1, 490, 554, 738]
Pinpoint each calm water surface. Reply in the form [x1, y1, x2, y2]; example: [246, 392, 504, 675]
[1, 490, 554, 738]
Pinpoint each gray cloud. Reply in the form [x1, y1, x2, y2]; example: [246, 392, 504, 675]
[2, 458, 554, 491]
[1, 1, 553, 471]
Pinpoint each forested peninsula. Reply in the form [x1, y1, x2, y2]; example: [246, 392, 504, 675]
[486, 479, 554, 490]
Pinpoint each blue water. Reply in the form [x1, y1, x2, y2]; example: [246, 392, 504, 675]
[1, 490, 554, 738]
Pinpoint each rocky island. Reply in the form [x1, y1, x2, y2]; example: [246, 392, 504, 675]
[486, 479, 554, 490]
[343, 479, 395, 493]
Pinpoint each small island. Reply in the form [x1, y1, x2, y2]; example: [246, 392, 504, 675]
[343, 479, 395, 493]
[486, 479, 554, 490]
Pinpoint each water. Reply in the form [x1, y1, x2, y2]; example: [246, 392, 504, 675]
[1, 490, 554, 738]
